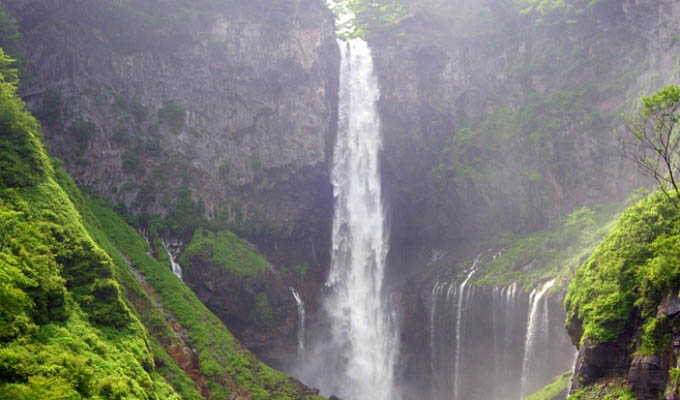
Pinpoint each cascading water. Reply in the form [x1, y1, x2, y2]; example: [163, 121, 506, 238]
[520, 279, 556, 399]
[290, 288, 306, 360]
[317, 19, 398, 400]
[453, 256, 480, 400]
[430, 271, 573, 400]
[161, 238, 183, 280]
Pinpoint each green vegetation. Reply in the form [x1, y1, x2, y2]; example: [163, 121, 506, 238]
[68, 118, 97, 153]
[158, 101, 186, 133]
[565, 191, 680, 347]
[81, 197, 322, 400]
[0, 6, 23, 74]
[525, 371, 571, 400]
[474, 202, 624, 290]
[181, 228, 268, 278]
[325, 0, 410, 38]
[0, 50, 179, 398]
[0, 47, 323, 399]
[619, 85, 680, 198]
[36, 89, 64, 127]
[568, 383, 636, 400]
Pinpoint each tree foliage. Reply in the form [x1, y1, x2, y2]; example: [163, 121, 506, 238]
[619, 85, 680, 199]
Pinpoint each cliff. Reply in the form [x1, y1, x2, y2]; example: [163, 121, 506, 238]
[2, 0, 339, 283]
[1, 0, 340, 367]
[359, 0, 679, 277]
[0, 50, 325, 399]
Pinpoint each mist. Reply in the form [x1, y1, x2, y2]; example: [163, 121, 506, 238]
[1, 0, 678, 399]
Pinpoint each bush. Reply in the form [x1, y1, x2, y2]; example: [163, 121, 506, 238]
[158, 101, 185, 133]
[68, 119, 97, 152]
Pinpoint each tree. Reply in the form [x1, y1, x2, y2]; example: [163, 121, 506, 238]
[619, 85, 680, 199]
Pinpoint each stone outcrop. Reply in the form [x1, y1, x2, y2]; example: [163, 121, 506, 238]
[568, 290, 680, 399]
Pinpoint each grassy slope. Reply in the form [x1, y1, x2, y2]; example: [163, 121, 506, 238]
[180, 228, 268, 278]
[0, 48, 181, 398]
[470, 200, 628, 291]
[0, 45, 323, 399]
[78, 196, 323, 400]
[525, 371, 571, 400]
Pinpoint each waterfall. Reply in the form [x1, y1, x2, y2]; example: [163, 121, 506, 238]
[322, 36, 398, 400]
[290, 288, 306, 360]
[567, 350, 579, 395]
[520, 279, 556, 399]
[453, 256, 480, 400]
[161, 238, 183, 280]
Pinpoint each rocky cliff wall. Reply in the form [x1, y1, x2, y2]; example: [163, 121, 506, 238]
[2, 0, 339, 275]
[365, 0, 679, 278]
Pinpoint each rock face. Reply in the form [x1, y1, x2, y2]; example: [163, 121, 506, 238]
[366, 0, 679, 277]
[366, 1, 680, 394]
[569, 290, 680, 399]
[182, 252, 297, 369]
[2, 0, 339, 278]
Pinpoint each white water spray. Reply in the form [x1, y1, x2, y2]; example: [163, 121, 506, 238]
[323, 36, 398, 400]
[453, 256, 481, 400]
[161, 238, 183, 280]
[290, 288, 306, 360]
[520, 279, 555, 399]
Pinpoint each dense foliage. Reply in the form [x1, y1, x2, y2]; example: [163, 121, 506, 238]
[181, 228, 268, 278]
[565, 192, 680, 346]
[0, 50, 177, 399]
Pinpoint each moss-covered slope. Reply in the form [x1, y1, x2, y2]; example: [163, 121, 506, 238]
[0, 48, 324, 399]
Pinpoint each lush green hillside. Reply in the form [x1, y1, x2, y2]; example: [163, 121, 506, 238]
[565, 192, 680, 346]
[0, 47, 323, 399]
[563, 191, 680, 398]
[0, 46, 180, 398]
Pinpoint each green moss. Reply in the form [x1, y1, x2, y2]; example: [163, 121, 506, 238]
[181, 228, 268, 278]
[568, 384, 636, 400]
[82, 198, 323, 400]
[250, 292, 273, 328]
[565, 192, 680, 345]
[525, 371, 572, 400]
[474, 203, 623, 290]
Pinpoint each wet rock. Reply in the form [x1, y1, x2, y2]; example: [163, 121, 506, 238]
[570, 339, 628, 392]
[658, 291, 680, 318]
[628, 354, 669, 400]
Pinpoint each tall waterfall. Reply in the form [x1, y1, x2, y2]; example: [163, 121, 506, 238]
[322, 37, 398, 400]
[290, 288, 305, 360]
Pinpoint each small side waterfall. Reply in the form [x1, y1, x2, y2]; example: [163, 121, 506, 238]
[290, 288, 306, 360]
[161, 238, 183, 280]
[453, 256, 480, 400]
[520, 279, 556, 399]
[429, 275, 572, 400]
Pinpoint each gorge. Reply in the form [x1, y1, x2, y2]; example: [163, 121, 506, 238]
[2, 0, 680, 399]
